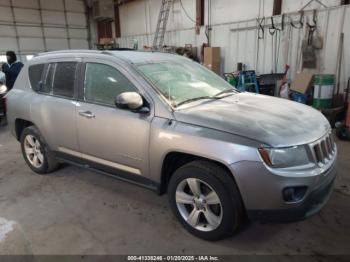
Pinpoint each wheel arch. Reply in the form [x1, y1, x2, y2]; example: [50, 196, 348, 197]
[15, 118, 35, 141]
[159, 151, 239, 195]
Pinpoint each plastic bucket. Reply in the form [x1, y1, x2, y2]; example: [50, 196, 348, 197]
[292, 92, 307, 104]
[313, 75, 335, 109]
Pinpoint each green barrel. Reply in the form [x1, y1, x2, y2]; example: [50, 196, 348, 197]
[224, 74, 237, 87]
[313, 75, 335, 109]
[228, 77, 237, 87]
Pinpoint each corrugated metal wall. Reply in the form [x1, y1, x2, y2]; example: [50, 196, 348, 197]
[215, 6, 349, 83]
[117, 1, 349, 93]
[0, 0, 89, 62]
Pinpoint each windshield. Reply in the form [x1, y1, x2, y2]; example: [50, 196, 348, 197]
[137, 61, 237, 107]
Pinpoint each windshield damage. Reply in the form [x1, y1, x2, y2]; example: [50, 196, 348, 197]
[137, 61, 238, 108]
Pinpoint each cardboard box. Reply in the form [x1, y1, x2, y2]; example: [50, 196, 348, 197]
[204, 47, 220, 63]
[290, 72, 314, 94]
[205, 63, 221, 75]
[204, 47, 221, 74]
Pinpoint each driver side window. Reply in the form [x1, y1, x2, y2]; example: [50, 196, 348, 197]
[84, 63, 136, 106]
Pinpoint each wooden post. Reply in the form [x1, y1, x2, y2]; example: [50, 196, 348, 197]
[196, 0, 204, 35]
[273, 0, 283, 16]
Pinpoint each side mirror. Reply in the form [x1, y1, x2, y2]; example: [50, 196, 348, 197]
[115, 92, 149, 113]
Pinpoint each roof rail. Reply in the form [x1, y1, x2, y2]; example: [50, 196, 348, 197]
[35, 49, 109, 57]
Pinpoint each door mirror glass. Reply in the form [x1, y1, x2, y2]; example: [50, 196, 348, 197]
[115, 92, 144, 111]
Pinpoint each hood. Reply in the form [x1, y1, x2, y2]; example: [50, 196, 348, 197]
[174, 93, 330, 147]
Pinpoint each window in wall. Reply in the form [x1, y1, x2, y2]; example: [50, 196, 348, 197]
[84, 63, 136, 106]
[114, 3, 121, 38]
[97, 20, 113, 42]
[0, 56, 7, 63]
[26, 55, 34, 61]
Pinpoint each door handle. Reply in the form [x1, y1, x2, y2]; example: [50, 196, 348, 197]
[79, 110, 95, 119]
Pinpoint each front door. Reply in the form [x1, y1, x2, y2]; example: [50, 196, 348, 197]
[76, 60, 153, 182]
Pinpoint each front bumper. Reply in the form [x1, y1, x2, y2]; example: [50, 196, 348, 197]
[247, 174, 335, 222]
[230, 151, 337, 222]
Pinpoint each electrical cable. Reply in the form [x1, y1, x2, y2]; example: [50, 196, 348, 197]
[291, 11, 304, 29]
[276, 30, 281, 72]
[271, 31, 274, 72]
[268, 14, 284, 72]
[179, 0, 196, 24]
[257, 17, 265, 39]
[206, 0, 212, 45]
[307, 10, 317, 43]
[301, 0, 327, 11]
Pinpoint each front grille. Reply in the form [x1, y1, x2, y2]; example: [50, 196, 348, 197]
[312, 133, 336, 164]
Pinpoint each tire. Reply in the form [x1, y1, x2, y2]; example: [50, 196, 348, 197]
[168, 160, 244, 241]
[20, 126, 59, 174]
[336, 126, 349, 140]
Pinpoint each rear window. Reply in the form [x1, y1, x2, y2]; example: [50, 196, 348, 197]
[38, 62, 78, 98]
[52, 62, 78, 98]
[28, 64, 45, 91]
[41, 63, 55, 94]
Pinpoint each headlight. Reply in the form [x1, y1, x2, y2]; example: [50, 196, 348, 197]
[259, 146, 310, 168]
[0, 85, 7, 95]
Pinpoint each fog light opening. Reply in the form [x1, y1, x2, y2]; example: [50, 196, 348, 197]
[283, 186, 308, 203]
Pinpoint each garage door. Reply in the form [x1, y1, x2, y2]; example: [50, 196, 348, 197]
[0, 0, 89, 62]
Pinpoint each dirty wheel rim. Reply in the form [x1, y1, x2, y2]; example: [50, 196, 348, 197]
[24, 135, 44, 169]
[175, 178, 223, 232]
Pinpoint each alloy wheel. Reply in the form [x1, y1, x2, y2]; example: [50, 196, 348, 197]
[175, 178, 223, 232]
[24, 135, 44, 169]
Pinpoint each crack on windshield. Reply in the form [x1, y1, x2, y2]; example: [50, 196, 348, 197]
[137, 62, 239, 108]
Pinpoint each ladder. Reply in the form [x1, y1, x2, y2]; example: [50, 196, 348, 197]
[153, 0, 173, 50]
[237, 71, 260, 93]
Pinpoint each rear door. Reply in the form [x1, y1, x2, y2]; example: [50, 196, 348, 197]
[31, 60, 81, 154]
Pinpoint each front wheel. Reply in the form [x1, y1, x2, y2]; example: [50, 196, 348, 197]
[336, 125, 350, 140]
[168, 161, 244, 240]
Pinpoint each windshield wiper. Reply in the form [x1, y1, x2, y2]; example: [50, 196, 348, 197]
[213, 88, 237, 98]
[175, 88, 238, 108]
[175, 96, 215, 108]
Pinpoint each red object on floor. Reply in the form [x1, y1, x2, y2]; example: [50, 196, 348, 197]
[278, 64, 290, 96]
[346, 98, 350, 128]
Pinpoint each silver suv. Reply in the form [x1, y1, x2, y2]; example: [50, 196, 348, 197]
[7, 50, 337, 240]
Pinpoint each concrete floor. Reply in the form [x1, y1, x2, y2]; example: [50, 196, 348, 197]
[0, 125, 349, 256]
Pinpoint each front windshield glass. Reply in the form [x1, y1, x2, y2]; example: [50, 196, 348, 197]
[137, 61, 237, 107]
